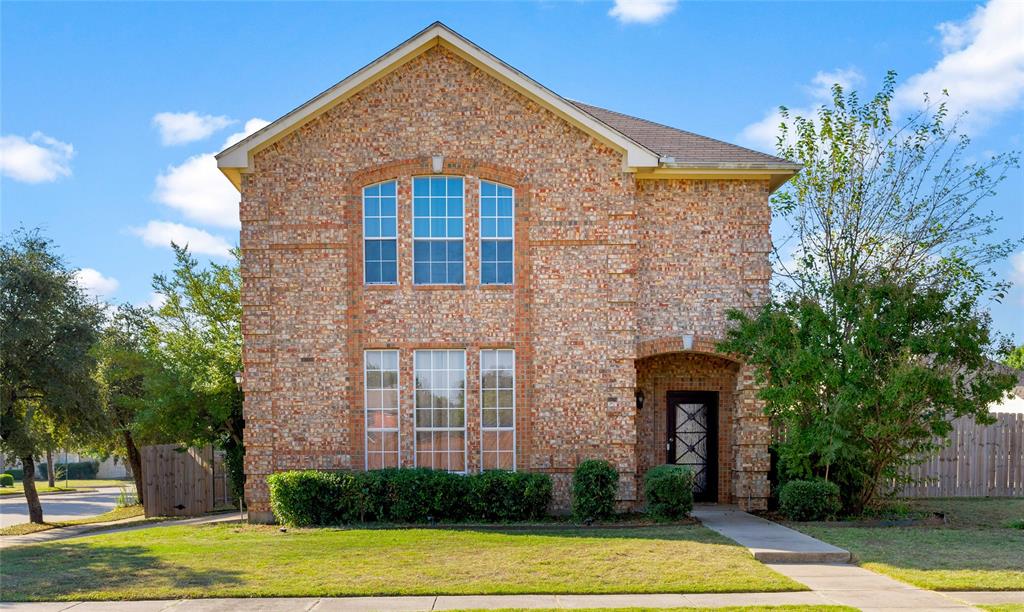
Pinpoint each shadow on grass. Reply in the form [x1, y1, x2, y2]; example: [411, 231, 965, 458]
[1, 542, 245, 601]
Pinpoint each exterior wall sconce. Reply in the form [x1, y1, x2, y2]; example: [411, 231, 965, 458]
[682, 333, 694, 351]
[431, 155, 444, 173]
[635, 389, 645, 411]
[234, 370, 244, 390]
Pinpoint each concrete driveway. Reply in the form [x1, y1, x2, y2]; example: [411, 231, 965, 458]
[0, 486, 123, 527]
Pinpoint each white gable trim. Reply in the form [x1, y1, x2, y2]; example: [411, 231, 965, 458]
[215, 22, 661, 189]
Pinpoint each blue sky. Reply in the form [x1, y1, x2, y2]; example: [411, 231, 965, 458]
[2, 1, 1022, 339]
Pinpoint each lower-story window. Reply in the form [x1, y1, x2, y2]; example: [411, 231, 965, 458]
[365, 350, 399, 469]
[414, 349, 466, 471]
[480, 349, 515, 470]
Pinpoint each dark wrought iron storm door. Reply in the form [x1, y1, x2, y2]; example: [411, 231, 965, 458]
[666, 391, 718, 502]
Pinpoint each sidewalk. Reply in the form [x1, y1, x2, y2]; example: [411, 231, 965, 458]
[692, 505, 850, 563]
[2, 591, 1021, 611]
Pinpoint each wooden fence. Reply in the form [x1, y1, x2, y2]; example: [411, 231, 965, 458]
[895, 413, 1023, 497]
[141, 444, 235, 517]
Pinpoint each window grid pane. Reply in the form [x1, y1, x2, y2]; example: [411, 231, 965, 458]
[365, 350, 400, 469]
[413, 177, 464, 285]
[480, 181, 513, 285]
[414, 349, 467, 471]
[364, 181, 397, 284]
[480, 349, 515, 471]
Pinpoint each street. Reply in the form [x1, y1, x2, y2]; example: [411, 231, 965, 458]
[0, 486, 123, 527]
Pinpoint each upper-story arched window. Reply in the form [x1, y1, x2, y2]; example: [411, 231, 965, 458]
[363, 180, 398, 284]
[480, 181, 513, 285]
[412, 176, 464, 285]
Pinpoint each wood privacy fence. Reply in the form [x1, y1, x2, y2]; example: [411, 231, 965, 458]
[895, 413, 1024, 498]
[141, 444, 235, 517]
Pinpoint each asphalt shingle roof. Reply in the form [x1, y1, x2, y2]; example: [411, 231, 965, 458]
[570, 100, 796, 168]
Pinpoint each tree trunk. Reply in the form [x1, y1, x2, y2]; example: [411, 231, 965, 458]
[123, 430, 144, 505]
[21, 456, 44, 524]
[46, 447, 55, 487]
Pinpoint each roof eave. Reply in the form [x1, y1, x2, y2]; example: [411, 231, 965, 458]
[634, 163, 802, 193]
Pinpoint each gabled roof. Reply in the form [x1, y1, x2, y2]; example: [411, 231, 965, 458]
[217, 22, 799, 191]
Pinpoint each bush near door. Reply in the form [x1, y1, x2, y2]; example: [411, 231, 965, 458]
[779, 479, 841, 521]
[644, 465, 694, 519]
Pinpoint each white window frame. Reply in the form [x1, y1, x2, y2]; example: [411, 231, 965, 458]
[479, 348, 516, 471]
[412, 349, 468, 472]
[411, 175, 466, 286]
[478, 180, 515, 286]
[362, 180, 399, 286]
[364, 349, 400, 470]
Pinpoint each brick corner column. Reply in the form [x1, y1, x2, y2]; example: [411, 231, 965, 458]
[732, 363, 770, 511]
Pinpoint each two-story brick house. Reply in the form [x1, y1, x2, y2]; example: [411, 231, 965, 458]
[217, 23, 799, 523]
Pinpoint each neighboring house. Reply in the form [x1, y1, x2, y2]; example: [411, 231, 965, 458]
[217, 23, 800, 522]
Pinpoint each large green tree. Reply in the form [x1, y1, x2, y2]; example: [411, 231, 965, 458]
[140, 245, 245, 498]
[0, 231, 106, 522]
[722, 74, 1020, 513]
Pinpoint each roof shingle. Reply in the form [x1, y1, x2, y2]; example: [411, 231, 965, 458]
[570, 100, 796, 169]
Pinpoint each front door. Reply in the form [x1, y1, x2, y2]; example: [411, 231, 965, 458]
[666, 391, 718, 502]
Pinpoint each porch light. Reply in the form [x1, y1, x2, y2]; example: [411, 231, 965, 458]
[234, 370, 244, 390]
[682, 334, 694, 351]
[635, 389, 645, 411]
[431, 155, 444, 173]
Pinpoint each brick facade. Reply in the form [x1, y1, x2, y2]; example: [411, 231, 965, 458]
[238, 44, 771, 521]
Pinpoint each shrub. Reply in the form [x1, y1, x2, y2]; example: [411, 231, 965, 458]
[0, 474, 14, 487]
[267, 470, 363, 527]
[268, 467, 553, 526]
[778, 479, 842, 521]
[469, 470, 552, 521]
[572, 459, 618, 521]
[38, 461, 99, 480]
[643, 465, 694, 519]
[3, 469, 23, 481]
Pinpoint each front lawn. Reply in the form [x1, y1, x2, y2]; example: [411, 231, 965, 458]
[454, 608, 855, 612]
[0, 523, 805, 601]
[794, 498, 1024, 591]
[0, 504, 147, 536]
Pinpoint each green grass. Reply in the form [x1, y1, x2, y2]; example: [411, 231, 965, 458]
[0, 504, 147, 536]
[795, 498, 1024, 591]
[978, 606, 1024, 612]
[0, 479, 132, 496]
[0, 523, 805, 601]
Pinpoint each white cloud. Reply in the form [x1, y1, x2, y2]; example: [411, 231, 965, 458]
[153, 118, 269, 229]
[153, 112, 234, 146]
[1012, 251, 1024, 281]
[74, 268, 119, 299]
[0, 132, 74, 183]
[609, 0, 677, 24]
[894, 0, 1024, 132]
[131, 220, 233, 258]
[739, 69, 864, 152]
[143, 291, 168, 310]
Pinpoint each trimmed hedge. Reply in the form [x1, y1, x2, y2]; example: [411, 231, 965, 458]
[3, 469, 23, 481]
[778, 479, 842, 521]
[268, 468, 553, 526]
[643, 465, 694, 519]
[0, 474, 14, 487]
[571, 459, 618, 521]
[37, 461, 99, 480]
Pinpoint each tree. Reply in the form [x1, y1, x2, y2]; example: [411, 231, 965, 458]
[1006, 345, 1024, 371]
[720, 276, 1015, 513]
[0, 230, 105, 522]
[772, 72, 1020, 304]
[93, 305, 158, 503]
[722, 74, 1021, 513]
[140, 245, 245, 498]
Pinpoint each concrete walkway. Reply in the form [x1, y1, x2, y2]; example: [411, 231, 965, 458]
[2, 591, 1021, 611]
[692, 505, 850, 563]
